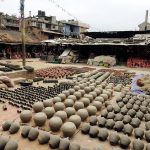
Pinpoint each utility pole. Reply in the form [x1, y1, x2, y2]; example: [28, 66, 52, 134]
[20, 0, 26, 67]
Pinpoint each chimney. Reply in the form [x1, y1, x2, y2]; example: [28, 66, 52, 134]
[145, 10, 149, 31]
[29, 11, 31, 17]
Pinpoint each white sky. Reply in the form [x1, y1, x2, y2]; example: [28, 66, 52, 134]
[0, 0, 150, 31]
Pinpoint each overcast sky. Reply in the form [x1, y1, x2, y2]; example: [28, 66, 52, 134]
[0, 0, 150, 31]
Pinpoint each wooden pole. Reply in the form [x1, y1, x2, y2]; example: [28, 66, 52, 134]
[20, 0, 26, 67]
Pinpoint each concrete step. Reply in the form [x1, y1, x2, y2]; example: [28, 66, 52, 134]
[12, 77, 26, 85]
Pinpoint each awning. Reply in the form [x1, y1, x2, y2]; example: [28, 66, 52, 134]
[42, 30, 63, 35]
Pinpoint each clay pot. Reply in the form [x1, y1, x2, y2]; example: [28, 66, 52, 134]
[74, 102, 84, 111]
[28, 128, 39, 141]
[89, 126, 99, 138]
[4, 140, 18, 150]
[74, 92, 82, 100]
[78, 90, 85, 96]
[33, 102, 44, 113]
[84, 87, 91, 93]
[62, 122, 76, 138]
[92, 101, 102, 111]
[114, 121, 124, 132]
[95, 97, 104, 103]
[0, 136, 9, 150]
[9, 122, 20, 134]
[87, 106, 97, 116]
[77, 109, 88, 121]
[84, 94, 94, 102]
[2, 121, 12, 131]
[123, 124, 133, 136]
[53, 97, 62, 103]
[49, 134, 60, 149]
[97, 117, 106, 127]
[55, 111, 67, 122]
[49, 116, 63, 132]
[80, 98, 90, 107]
[109, 132, 120, 145]
[74, 86, 80, 91]
[20, 110, 32, 123]
[64, 99, 74, 107]
[134, 128, 144, 139]
[43, 107, 55, 118]
[100, 94, 108, 101]
[38, 131, 50, 144]
[21, 126, 31, 138]
[33, 112, 47, 126]
[89, 92, 97, 99]
[145, 121, 150, 130]
[120, 135, 131, 148]
[81, 123, 90, 134]
[43, 99, 53, 107]
[123, 115, 132, 124]
[58, 94, 66, 101]
[89, 116, 97, 126]
[59, 138, 70, 150]
[105, 119, 115, 129]
[114, 113, 123, 121]
[68, 89, 75, 95]
[62, 90, 70, 97]
[68, 95, 77, 102]
[69, 115, 81, 128]
[65, 107, 76, 117]
[132, 139, 144, 150]
[145, 130, 150, 142]
[54, 102, 65, 111]
[130, 118, 141, 128]
[98, 128, 108, 141]
[107, 112, 115, 119]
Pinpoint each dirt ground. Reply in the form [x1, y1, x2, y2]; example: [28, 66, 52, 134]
[0, 59, 150, 150]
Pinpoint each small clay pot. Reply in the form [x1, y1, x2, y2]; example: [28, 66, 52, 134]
[33, 112, 47, 126]
[58, 94, 66, 101]
[84, 94, 94, 102]
[80, 98, 90, 107]
[101, 110, 108, 118]
[53, 97, 62, 103]
[21, 126, 31, 138]
[38, 131, 50, 144]
[87, 106, 97, 116]
[33, 102, 44, 113]
[115, 113, 123, 121]
[74, 102, 84, 111]
[77, 109, 88, 121]
[145, 121, 150, 130]
[68, 95, 77, 102]
[132, 139, 144, 150]
[114, 121, 124, 132]
[55, 111, 67, 122]
[107, 105, 113, 112]
[145, 114, 150, 122]
[120, 135, 131, 148]
[113, 106, 121, 114]
[62, 122, 76, 138]
[49, 116, 63, 132]
[123, 115, 132, 124]
[28, 128, 39, 141]
[9, 122, 20, 134]
[2, 121, 12, 131]
[136, 111, 144, 120]
[74, 92, 82, 100]
[109, 132, 120, 145]
[54, 102, 65, 111]
[105, 119, 115, 129]
[20, 110, 32, 123]
[65, 107, 76, 118]
[98, 129, 108, 141]
[130, 118, 141, 128]
[43, 107, 55, 118]
[49, 134, 60, 149]
[81, 123, 90, 134]
[134, 128, 144, 139]
[62, 90, 70, 97]
[84, 87, 91, 93]
[89, 126, 99, 138]
[64, 99, 74, 107]
[4, 140, 18, 150]
[92, 101, 102, 111]
[68, 89, 75, 95]
[123, 124, 133, 136]
[43, 99, 53, 107]
[145, 130, 150, 142]
[107, 112, 115, 119]
[69, 115, 81, 128]
[59, 138, 70, 150]
[128, 109, 136, 117]
[0, 136, 9, 150]
[89, 116, 97, 126]
[97, 117, 106, 127]
[95, 97, 104, 103]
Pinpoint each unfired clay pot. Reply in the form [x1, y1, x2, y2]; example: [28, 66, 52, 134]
[80, 98, 90, 107]
[69, 115, 81, 128]
[49, 116, 63, 132]
[21, 126, 31, 138]
[4, 140, 18, 150]
[62, 122, 77, 137]
[74, 102, 84, 111]
[38, 131, 50, 144]
[0, 136, 9, 149]
[33, 102, 44, 113]
[64, 99, 74, 107]
[2, 121, 12, 131]
[9, 122, 20, 134]
[87, 106, 97, 116]
[54, 102, 65, 111]
[58, 94, 66, 101]
[20, 110, 32, 123]
[54, 111, 67, 122]
[33, 112, 47, 126]
[68, 95, 77, 102]
[28, 127, 39, 141]
[77, 109, 88, 121]
[43, 99, 53, 107]
[92, 101, 102, 111]
[65, 107, 76, 118]
[43, 107, 55, 118]
[53, 97, 62, 103]
[74, 92, 82, 100]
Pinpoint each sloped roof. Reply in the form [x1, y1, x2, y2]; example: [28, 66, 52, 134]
[0, 29, 40, 44]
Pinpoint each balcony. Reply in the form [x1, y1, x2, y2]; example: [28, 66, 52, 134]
[5, 22, 19, 28]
